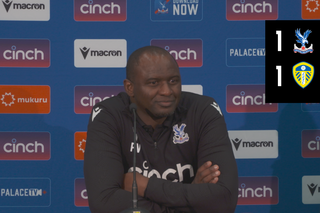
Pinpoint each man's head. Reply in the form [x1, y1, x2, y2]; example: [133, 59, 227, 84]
[124, 46, 181, 125]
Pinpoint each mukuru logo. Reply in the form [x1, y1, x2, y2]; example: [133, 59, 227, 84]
[0, 39, 50, 67]
[74, 132, 87, 160]
[0, 85, 50, 114]
[302, 0, 320, 19]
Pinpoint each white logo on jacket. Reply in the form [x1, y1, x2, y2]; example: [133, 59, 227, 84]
[211, 102, 223, 116]
[91, 107, 102, 121]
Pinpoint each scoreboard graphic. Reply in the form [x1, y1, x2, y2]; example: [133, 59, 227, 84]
[265, 20, 319, 103]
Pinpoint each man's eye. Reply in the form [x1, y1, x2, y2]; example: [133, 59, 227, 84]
[149, 81, 158, 85]
[170, 79, 179, 84]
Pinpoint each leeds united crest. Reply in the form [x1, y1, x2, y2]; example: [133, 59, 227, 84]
[292, 62, 314, 89]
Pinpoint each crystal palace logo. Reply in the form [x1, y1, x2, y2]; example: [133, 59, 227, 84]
[294, 29, 313, 54]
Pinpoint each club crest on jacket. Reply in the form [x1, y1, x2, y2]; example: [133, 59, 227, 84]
[173, 123, 189, 144]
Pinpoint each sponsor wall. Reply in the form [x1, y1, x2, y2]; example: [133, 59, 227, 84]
[0, 1, 319, 212]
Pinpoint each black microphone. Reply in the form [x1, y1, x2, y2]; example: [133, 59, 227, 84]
[121, 103, 150, 213]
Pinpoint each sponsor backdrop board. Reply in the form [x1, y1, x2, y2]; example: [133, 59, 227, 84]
[0, 1, 319, 212]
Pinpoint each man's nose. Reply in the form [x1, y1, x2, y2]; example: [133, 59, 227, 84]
[159, 81, 172, 96]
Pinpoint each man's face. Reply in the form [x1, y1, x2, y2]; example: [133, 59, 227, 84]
[131, 52, 181, 120]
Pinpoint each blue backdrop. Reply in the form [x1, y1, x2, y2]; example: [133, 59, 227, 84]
[0, 0, 320, 212]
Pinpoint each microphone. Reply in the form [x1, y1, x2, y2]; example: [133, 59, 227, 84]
[130, 103, 138, 209]
[121, 103, 150, 213]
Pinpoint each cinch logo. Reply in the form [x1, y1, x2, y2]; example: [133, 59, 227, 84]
[74, 178, 88, 207]
[228, 130, 278, 159]
[0, 39, 50, 67]
[151, 39, 202, 67]
[0, 178, 51, 207]
[238, 176, 279, 205]
[0, 85, 50, 114]
[151, 0, 203, 21]
[226, 0, 278, 20]
[74, 85, 125, 114]
[74, 132, 87, 160]
[74, 0, 126, 21]
[226, 85, 278, 113]
[302, 129, 320, 158]
[302, 0, 320, 19]
[0, 0, 50, 21]
[128, 162, 194, 183]
[0, 132, 50, 160]
[74, 39, 126, 68]
[302, 176, 320, 204]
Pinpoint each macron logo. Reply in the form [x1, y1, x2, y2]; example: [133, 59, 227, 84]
[80, 47, 90, 59]
[2, 0, 12, 12]
[92, 107, 102, 121]
[211, 102, 222, 116]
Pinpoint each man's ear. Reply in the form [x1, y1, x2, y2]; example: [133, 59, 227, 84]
[123, 79, 134, 97]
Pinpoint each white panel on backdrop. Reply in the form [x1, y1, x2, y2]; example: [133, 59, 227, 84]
[0, 0, 50, 21]
[74, 39, 127, 68]
[302, 176, 320, 204]
[181, 85, 203, 95]
[228, 130, 278, 159]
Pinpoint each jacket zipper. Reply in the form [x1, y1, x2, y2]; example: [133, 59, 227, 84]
[154, 141, 157, 149]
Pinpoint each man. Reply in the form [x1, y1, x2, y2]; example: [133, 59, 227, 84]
[84, 46, 238, 213]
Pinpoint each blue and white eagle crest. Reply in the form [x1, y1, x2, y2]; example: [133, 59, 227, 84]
[154, 0, 170, 14]
[173, 123, 189, 144]
[294, 29, 313, 54]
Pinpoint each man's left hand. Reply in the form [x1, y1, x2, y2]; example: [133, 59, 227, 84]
[123, 172, 149, 197]
[192, 161, 220, 184]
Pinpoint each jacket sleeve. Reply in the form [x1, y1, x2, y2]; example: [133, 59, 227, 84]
[83, 106, 178, 213]
[144, 99, 238, 213]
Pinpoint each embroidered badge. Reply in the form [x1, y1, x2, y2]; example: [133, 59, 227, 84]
[173, 123, 189, 144]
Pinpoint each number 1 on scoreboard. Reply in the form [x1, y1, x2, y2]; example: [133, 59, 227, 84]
[276, 65, 281, 87]
[276, 30, 282, 52]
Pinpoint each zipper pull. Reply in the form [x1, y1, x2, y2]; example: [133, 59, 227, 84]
[154, 141, 157, 149]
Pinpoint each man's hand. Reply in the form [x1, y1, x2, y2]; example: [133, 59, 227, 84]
[192, 161, 220, 184]
[123, 172, 149, 197]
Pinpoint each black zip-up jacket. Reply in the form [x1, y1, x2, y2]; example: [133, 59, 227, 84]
[84, 92, 238, 213]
